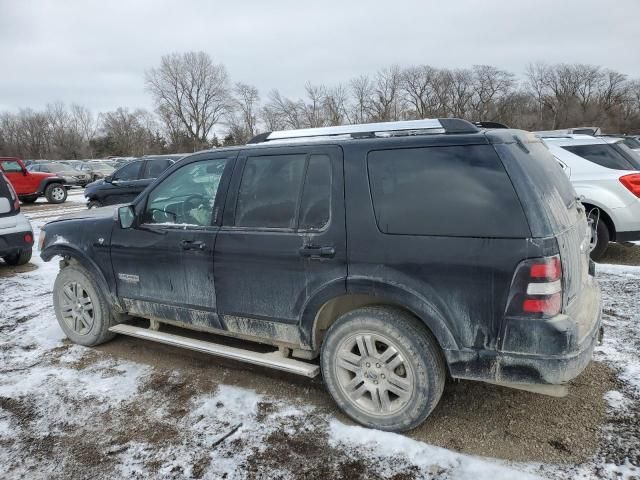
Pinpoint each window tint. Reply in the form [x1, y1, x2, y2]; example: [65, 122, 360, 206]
[143, 159, 227, 226]
[367, 145, 529, 238]
[143, 159, 173, 179]
[561, 144, 636, 170]
[1, 161, 23, 173]
[235, 154, 306, 229]
[114, 161, 142, 181]
[299, 154, 331, 230]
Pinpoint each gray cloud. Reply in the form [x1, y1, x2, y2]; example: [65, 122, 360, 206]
[1, 0, 638, 113]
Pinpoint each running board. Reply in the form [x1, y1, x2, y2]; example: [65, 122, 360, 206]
[109, 324, 320, 378]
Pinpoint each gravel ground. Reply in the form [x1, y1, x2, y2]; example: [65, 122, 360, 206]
[0, 194, 638, 479]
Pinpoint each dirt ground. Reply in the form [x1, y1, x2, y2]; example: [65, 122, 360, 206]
[1, 194, 639, 479]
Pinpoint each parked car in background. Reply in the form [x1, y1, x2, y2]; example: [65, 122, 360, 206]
[538, 133, 640, 260]
[83, 156, 176, 208]
[0, 157, 67, 204]
[77, 160, 115, 181]
[42, 119, 601, 432]
[0, 171, 34, 265]
[27, 162, 91, 187]
[599, 135, 640, 154]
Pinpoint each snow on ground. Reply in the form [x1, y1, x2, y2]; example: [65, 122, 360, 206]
[0, 200, 639, 479]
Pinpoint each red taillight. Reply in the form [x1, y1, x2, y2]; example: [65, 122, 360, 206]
[506, 254, 563, 318]
[24, 233, 33, 244]
[529, 256, 561, 281]
[523, 293, 561, 315]
[619, 173, 640, 198]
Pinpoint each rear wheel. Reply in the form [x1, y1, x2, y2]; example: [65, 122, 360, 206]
[44, 183, 67, 204]
[53, 265, 116, 346]
[589, 212, 610, 262]
[321, 306, 446, 432]
[3, 249, 32, 266]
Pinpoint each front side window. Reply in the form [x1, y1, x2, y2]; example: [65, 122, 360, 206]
[114, 161, 142, 181]
[235, 154, 307, 229]
[143, 159, 227, 226]
[2, 161, 24, 173]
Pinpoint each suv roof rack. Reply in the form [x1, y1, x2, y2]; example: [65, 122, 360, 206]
[473, 121, 509, 129]
[247, 118, 479, 144]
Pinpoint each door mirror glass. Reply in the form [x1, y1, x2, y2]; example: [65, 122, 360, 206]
[0, 197, 10, 214]
[118, 205, 135, 229]
[104, 175, 113, 183]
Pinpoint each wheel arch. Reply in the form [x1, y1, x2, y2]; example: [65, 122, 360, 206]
[37, 177, 65, 195]
[301, 279, 459, 352]
[582, 201, 616, 241]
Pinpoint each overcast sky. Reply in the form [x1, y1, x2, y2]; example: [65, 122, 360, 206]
[1, 0, 638, 113]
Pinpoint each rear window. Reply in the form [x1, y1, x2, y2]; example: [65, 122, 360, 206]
[367, 145, 530, 238]
[561, 144, 640, 170]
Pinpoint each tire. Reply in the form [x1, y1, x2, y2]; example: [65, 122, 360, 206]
[53, 265, 116, 346]
[589, 213, 610, 262]
[44, 183, 67, 204]
[321, 306, 446, 432]
[87, 200, 102, 209]
[20, 195, 38, 204]
[3, 249, 32, 266]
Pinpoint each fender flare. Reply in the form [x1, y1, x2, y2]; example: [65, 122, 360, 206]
[300, 277, 459, 351]
[41, 244, 124, 312]
[37, 177, 65, 195]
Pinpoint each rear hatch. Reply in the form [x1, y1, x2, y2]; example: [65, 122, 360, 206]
[490, 132, 592, 306]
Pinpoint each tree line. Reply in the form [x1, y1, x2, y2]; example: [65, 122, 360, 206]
[1, 51, 639, 159]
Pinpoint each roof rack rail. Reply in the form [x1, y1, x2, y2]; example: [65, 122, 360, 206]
[247, 118, 478, 144]
[473, 121, 509, 129]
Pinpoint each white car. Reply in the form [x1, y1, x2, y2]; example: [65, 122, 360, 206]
[538, 134, 640, 260]
[0, 172, 34, 265]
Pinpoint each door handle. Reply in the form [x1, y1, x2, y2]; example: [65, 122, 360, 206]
[299, 245, 335, 259]
[181, 240, 206, 251]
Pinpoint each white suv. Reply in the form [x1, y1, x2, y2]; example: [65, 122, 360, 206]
[0, 172, 34, 265]
[538, 134, 640, 260]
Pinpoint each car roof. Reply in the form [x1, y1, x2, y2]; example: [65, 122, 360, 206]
[539, 135, 622, 146]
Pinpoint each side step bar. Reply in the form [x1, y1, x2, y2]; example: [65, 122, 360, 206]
[109, 324, 320, 378]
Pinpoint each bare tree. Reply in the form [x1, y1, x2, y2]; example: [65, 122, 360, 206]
[145, 51, 230, 149]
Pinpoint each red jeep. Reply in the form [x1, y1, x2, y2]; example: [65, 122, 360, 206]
[0, 157, 67, 204]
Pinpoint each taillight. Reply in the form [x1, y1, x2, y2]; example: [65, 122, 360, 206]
[24, 233, 33, 244]
[619, 173, 640, 198]
[506, 255, 563, 318]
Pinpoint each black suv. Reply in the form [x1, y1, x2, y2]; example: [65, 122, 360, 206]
[83, 155, 181, 208]
[40, 119, 602, 432]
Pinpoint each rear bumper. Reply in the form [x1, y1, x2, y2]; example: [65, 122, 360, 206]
[0, 230, 34, 256]
[447, 278, 602, 385]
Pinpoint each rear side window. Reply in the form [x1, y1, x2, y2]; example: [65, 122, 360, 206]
[367, 145, 529, 238]
[114, 161, 142, 181]
[235, 154, 306, 228]
[561, 144, 638, 170]
[143, 159, 173, 179]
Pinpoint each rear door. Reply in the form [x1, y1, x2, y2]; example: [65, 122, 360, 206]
[214, 145, 347, 326]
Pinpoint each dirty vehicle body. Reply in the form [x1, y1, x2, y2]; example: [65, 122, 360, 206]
[0, 157, 67, 204]
[41, 119, 602, 431]
[0, 172, 34, 265]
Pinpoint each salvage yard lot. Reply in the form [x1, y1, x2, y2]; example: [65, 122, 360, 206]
[0, 193, 638, 479]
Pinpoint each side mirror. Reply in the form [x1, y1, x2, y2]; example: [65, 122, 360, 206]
[0, 197, 11, 214]
[117, 205, 135, 229]
[104, 175, 113, 183]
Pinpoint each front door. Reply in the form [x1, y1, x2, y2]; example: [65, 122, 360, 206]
[104, 160, 148, 205]
[110, 153, 235, 329]
[0, 159, 37, 196]
[214, 145, 347, 331]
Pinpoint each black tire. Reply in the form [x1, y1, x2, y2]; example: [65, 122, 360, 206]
[53, 265, 116, 346]
[20, 195, 38, 204]
[589, 213, 610, 262]
[87, 200, 102, 209]
[321, 306, 446, 432]
[44, 183, 67, 204]
[3, 249, 32, 266]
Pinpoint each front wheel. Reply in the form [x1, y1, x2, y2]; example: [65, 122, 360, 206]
[44, 183, 67, 204]
[87, 200, 102, 209]
[53, 265, 116, 346]
[321, 306, 446, 432]
[3, 249, 32, 266]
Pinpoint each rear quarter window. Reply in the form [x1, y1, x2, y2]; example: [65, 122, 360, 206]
[367, 145, 530, 238]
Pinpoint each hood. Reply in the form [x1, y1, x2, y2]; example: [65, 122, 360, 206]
[46, 203, 121, 223]
[29, 171, 58, 180]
